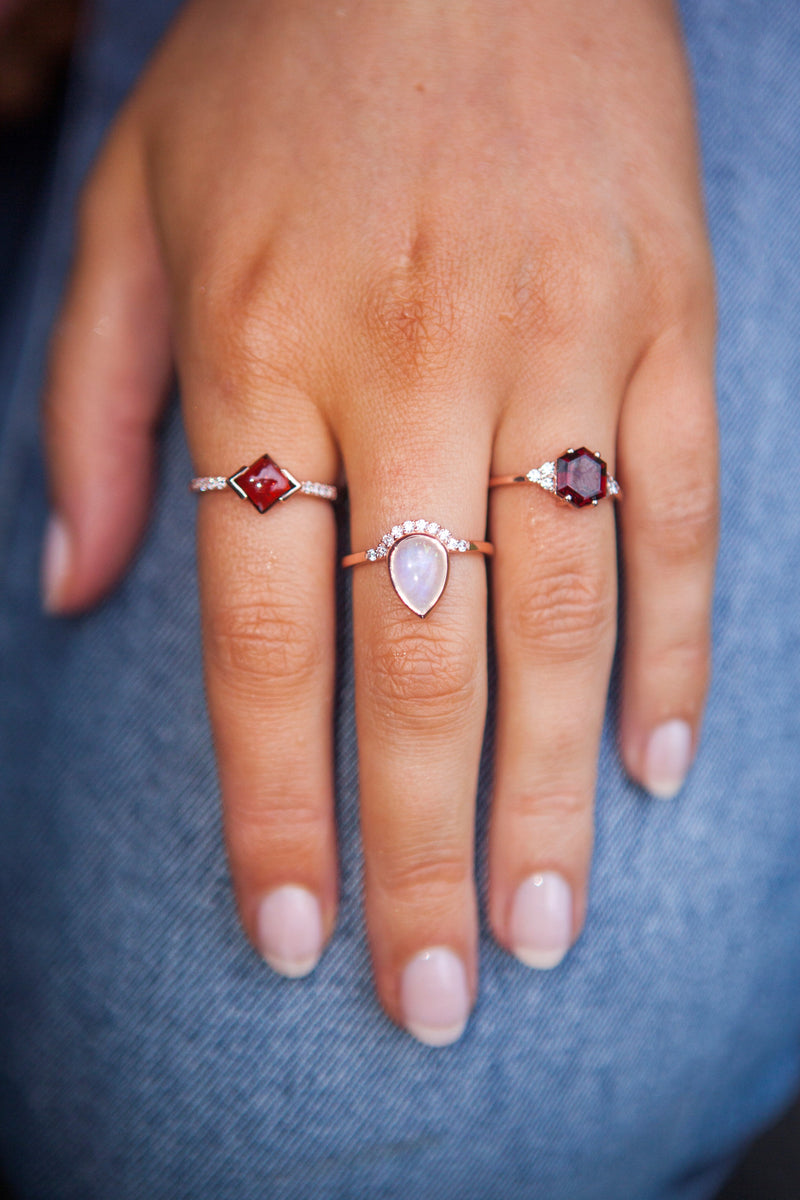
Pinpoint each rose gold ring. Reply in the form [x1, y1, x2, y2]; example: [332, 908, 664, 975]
[190, 451, 337, 513]
[342, 519, 493, 617]
[489, 447, 621, 507]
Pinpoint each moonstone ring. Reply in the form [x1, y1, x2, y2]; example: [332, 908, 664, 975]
[489, 447, 621, 507]
[190, 451, 337, 513]
[342, 520, 493, 618]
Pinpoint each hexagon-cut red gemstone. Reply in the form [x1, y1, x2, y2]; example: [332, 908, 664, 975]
[229, 454, 292, 513]
[556, 447, 607, 507]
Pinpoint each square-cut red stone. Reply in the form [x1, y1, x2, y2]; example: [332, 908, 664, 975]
[229, 454, 292, 513]
[556, 447, 607, 507]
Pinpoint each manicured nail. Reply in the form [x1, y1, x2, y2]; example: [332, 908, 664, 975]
[256, 885, 323, 978]
[41, 514, 71, 612]
[510, 871, 573, 970]
[644, 719, 693, 800]
[400, 946, 470, 1047]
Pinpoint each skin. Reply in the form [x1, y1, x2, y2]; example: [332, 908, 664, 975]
[42, 0, 718, 1041]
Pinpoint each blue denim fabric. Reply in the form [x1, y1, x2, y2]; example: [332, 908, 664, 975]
[1, 2, 799, 1197]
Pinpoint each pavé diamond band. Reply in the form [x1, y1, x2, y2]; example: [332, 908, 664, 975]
[489, 447, 621, 507]
[342, 520, 493, 617]
[190, 451, 337, 512]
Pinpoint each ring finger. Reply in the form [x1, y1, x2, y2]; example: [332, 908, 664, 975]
[488, 389, 619, 970]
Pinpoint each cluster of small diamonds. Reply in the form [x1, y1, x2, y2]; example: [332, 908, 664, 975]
[190, 476, 229, 492]
[607, 478, 620, 496]
[526, 462, 556, 491]
[364, 520, 470, 563]
[301, 481, 338, 499]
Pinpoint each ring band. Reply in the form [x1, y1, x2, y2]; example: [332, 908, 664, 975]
[489, 447, 621, 506]
[343, 519, 493, 617]
[190, 451, 337, 513]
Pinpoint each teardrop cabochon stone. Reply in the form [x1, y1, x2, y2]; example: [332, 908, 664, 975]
[387, 534, 450, 617]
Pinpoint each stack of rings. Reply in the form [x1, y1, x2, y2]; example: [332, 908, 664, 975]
[190, 445, 620, 617]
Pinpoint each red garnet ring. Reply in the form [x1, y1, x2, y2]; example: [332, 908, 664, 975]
[190, 452, 337, 514]
[489, 447, 621, 508]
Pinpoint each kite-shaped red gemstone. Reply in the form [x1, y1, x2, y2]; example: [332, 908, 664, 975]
[228, 454, 297, 513]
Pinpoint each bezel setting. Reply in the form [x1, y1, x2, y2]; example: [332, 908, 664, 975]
[347, 519, 491, 617]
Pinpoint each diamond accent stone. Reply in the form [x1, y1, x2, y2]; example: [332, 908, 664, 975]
[458, 540, 469, 552]
[438, 528, 450, 543]
[366, 549, 377, 562]
[382, 533, 394, 547]
[403, 521, 414, 534]
[415, 519, 427, 532]
[376, 544, 387, 558]
[391, 525, 404, 540]
[527, 462, 556, 492]
[425, 522, 439, 535]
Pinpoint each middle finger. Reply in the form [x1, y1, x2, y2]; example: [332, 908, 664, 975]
[343, 384, 493, 1047]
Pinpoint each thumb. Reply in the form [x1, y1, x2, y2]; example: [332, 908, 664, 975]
[42, 115, 171, 613]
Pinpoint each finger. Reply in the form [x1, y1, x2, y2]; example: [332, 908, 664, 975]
[180, 306, 341, 977]
[342, 392, 491, 1045]
[488, 397, 618, 972]
[42, 118, 172, 613]
[617, 331, 718, 799]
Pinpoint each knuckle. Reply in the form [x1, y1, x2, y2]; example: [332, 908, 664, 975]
[371, 847, 471, 907]
[638, 221, 715, 329]
[505, 790, 589, 830]
[359, 234, 463, 380]
[507, 559, 616, 661]
[186, 253, 310, 402]
[637, 482, 719, 563]
[227, 793, 328, 863]
[647, 633, 711, 690]
[364, 622, 482, 730]
[503, 229, 619, 347]
[205, 601, 323, 693]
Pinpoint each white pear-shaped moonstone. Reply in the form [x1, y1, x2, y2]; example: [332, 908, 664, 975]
[387, 534, 449, 617]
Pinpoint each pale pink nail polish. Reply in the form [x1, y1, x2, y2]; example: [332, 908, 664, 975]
[400, 946, 470, 1047]
[256, 885, 323, 978]
[644, 719, 693, 800]
[510, 871, 573, 970]
[41, 514, 71, 613]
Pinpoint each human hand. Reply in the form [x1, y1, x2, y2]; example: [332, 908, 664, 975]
[0, 0, 81, 122]
[42, 0, 717, 1045]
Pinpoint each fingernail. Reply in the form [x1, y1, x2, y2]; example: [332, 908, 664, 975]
[510, 871, 573, 970]
[644, 719, 693, 800]
[256, 885, 324, 978]
[41, 514, 71, 612]
[400, 946, 470, 1047]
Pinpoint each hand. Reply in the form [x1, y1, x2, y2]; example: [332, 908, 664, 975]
[42, 0, 717, 1045]
[0, 0, 81, 122]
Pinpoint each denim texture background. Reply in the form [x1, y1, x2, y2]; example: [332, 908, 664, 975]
[1, 1, 799, 1197]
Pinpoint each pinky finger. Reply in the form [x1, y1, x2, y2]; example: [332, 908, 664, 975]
[617, 333, 719, 799]
[42, 115, 171, 613]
